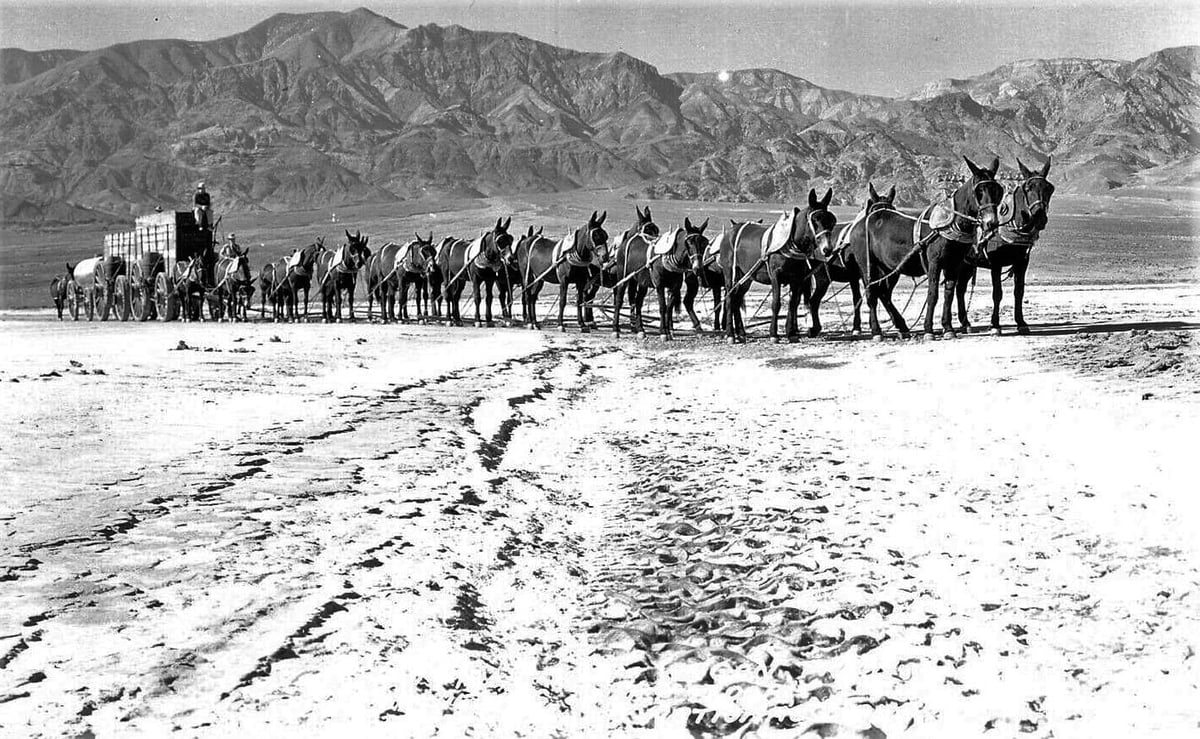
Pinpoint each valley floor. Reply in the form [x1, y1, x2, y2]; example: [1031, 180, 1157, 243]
[0, 284, 1197, 738]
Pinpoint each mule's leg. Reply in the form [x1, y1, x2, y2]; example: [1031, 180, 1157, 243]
[784, 282, 800, 341]
[769, 275, 783, 343]
[632, 282, 646, 335]
[848, 278, 863, 336]
[923, 250, 942, 337]
[612, 283, 625, 336]
[558, 279, 569, 332]
[683, 273, 702, 331]
[485, 277, 495, 328]
[528, 283, 541, 330]
[940, 264, 958, 338]
[1012, 256, 1030, 335]
[657, 284, 670, 341]
[955, 266, 973, 332]
[808, 269, 829, 338]
[583, 270, 599, 329]
[879, 280, 911, 339]
[712, 283, 723, 332]
[576, 280, 589, 334]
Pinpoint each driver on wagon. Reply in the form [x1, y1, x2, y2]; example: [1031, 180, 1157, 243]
[221, 233, 247, 258]
[193, 182, 212, 229]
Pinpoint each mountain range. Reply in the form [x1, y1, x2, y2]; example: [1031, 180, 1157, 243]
[1, 7, 1196, 225]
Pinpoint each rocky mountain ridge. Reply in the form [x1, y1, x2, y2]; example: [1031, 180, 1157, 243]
[1, 7, 1195, 224]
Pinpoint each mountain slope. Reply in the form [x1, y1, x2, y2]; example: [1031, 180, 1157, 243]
[1, 8, 1196, 223]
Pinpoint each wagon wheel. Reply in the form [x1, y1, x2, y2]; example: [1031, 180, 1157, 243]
[67, 282, 80, 321]
[115, 275, 131, 322]
[155, 273, 171, 322]
[132, 277, 149, 321]
[85, 288, 95, 321]
[97, 281, 111, 321]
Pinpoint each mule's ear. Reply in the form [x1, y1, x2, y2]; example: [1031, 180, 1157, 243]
[1040, 155, 1052, 177]
[495, 217, 503, 231]
[644, 206, 652, 220]
[537, 225, 544, 235]
[988, 156, 1000, 176]
[346, 229, 353, 241]
[821, 188, 833, 208]
[697, 218, 708, 234]
[415, 232, 423, 242]
[590, 210, 598, 222]
[963, 156, 983, 178]
[868, 182, 879, 201]
[685, 217, 693, 231]
[635, 205, 643, 219]
[1016, 158, 1033, 179]
[598, 210, 606, 225]
[808, 188, 819, 208]
[886, 185, 896, 202]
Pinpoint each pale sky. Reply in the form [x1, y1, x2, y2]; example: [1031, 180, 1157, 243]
[0, 0, 1197, 96]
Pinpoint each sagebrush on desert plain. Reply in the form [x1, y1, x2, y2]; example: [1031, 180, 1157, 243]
[1, 5, 1199, 739]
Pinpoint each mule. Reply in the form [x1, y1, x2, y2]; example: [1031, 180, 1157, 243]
[262, 238, 324, 322]
[173, 257, 206, 322]
[516, 211, 608, 332]
[214, 247, 254, 322]
[467, 218, 514, 327]
[397, 233, 438, 323]
[807, 189, 902, 338]
[723, 189, 837, 343]
[50, 269, 70, 320]
[366, 236, 435, 323]
[843, 157, 1004, 340]
[682, 219, 759, 334]
[644, 218, 710, 341]
[953, 157, 1055, 335]
[314, 230, 371, 322]
[598, 205, 660, 336]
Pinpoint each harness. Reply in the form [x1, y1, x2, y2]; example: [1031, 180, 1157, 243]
[318, 245, 364, 287]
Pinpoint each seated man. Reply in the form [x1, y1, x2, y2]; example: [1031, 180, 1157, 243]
[220, 233, 247, 259]
[193, 182, 212, 229]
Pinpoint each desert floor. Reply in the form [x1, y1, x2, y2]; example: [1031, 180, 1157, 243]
[1, 282, 1198, 738]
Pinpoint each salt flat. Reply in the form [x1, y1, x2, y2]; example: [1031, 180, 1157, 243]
[0, 284, 1197, 738]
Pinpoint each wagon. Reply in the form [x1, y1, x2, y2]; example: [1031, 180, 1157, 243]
[103, 211, 213, 321]
[66, 254, 128, 321]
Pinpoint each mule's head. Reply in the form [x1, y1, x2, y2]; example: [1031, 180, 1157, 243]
[634, 205, 661, 240]
[682, 217, 710, 271]
[866, 182, 897, 213]
[579, 210, 608, 264]
[804, 188, 838, 260]
[517, 225, 544, 256]
[1015, 157, 1055, 234]
[411, 232, 436, 272]
[963, 156, 1004, 235]
[483, 217, 512, 265]
[345, 229, 371, 269]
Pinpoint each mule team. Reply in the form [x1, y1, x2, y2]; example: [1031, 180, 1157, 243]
[70, 155, 1054, 341]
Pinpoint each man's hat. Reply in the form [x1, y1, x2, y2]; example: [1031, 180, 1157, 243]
[227, 233, 236, 240]
[197, 182, 205, 188]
